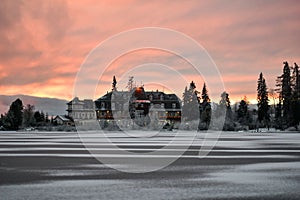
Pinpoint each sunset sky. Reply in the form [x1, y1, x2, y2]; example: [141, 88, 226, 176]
[0, 0, 299, 103]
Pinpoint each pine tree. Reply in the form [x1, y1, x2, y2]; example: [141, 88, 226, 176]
[282, 62, 292, 123]
[293, 63, 300, 97]
[219, 91, 233, 130]
[112, 75, 117, 91]
[4, 99, 24, 130]
[236, 97, 250, 126]
[276, 61, 293, 128]
[0, 114, 4, 127]
[45, 113, 49, 123]
[257, 72, 270, 128]
[201, 83, 210, 103]
[275, 99, 283, 129]
[220, 92, 231, 110]
[40, 111, 45, 122]
[22, 104, 35, 127]
[182, 81, 200, 121]
[182, 86, 189, 105]
[126, 76, 134, 91]
[34, 111, 42, 124]
[199, 83, 211, 130]
[291, 63, 300, 127]
[275, 75, 283, 129]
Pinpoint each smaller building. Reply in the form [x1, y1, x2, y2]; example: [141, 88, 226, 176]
[53, 115, 72, 126]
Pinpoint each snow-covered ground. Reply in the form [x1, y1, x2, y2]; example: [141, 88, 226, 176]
[0, 130, 299, 199]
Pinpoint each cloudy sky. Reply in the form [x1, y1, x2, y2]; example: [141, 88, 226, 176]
[0, 0, 299, 103]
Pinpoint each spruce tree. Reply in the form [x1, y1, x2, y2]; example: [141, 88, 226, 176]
[275, 99, 283, 130]
[22, 104, 35, 127]
[276, 61, 293, 128]
[220, 92, 231, 110]
[257, 72, 270, 128]
[219, 91, 233, 130]
[282, 62, 292, 122]
[201, 83, 210, 103]
[275, 75, 283, 129]
[112, 75, 117, 91]
[237, 97, 250, 126]
[45, 113, 49, 123]
[182, 81, 200, 121]
[182, 86, 189, 105]
[291, 63, 300, 127]
[4, 99, 24, 130]
[199, 83, 211, 130]
[34, 111, 42, 123]
[293, 63, 300, 97]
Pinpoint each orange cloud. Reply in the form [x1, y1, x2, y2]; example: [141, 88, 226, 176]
[0, 0, 299, 105]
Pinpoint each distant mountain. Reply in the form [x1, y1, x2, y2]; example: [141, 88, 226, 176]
[0, 94, 68, 116]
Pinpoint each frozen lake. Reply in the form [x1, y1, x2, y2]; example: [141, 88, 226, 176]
[0, 130, 299, 199]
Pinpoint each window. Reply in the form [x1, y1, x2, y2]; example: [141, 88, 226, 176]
[149, 95, 153, 101]
[101, 102, 105, 108]
[172, 103, 176, 109]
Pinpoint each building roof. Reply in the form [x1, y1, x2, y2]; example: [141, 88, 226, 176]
[54, 115, 71, 122]
[67, 97, 94, 109]
[145, 92, 179, 101]
[95, 88, 181, 103]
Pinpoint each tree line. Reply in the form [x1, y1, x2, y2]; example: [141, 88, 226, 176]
[182, 61, 300, 131]
[0, 98, 52, 130]
[182, 81, 239, 131]
[1, 61, 299, 131]
[275, 62, 300, 129]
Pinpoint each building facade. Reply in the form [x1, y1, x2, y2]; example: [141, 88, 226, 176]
[95, 87, 181, 128]
[66, 97, 96, 125]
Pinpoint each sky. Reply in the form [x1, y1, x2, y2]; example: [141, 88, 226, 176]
[0, 0, 299, 104]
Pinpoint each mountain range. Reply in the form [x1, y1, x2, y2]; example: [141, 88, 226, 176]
[0, 94, 68, 116]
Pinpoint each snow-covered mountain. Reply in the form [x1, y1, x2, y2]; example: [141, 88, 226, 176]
[0, 94, 68, 116]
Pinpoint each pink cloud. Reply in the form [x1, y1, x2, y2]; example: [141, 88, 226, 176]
[0, 0, 299, 104]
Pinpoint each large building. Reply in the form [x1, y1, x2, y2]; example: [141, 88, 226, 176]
[95, 87, 181, 128]
[66, 87, 181, 128]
